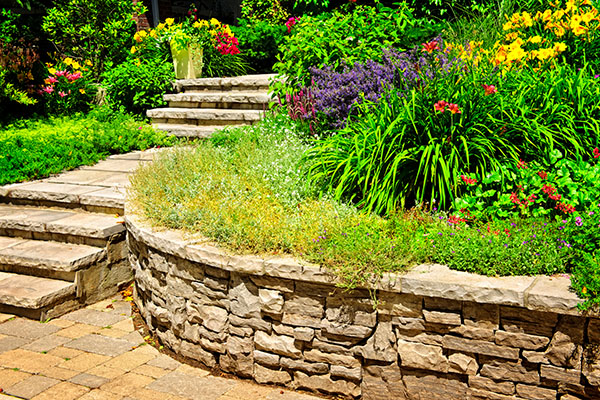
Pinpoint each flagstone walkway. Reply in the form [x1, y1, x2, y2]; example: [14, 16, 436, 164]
[0, 296, 322, 400]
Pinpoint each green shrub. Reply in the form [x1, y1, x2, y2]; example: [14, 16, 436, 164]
[230, 19, 286, 73]
[240, 0, 289, 24]
[42, 0, 145, 78]
[0, 106, 174, 185]
[202, 45, 250, 78]
[454, 149, 600, 221]
[571, 250, 600, 311]
[40, 57, 96, 116]
[274, 3, 436, 85]
[103, 55, 174, 116]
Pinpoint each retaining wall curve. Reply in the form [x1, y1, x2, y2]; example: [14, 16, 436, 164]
[126, 211, 600, 399]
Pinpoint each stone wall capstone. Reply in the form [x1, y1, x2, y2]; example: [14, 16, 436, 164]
[126, 211, 600, 399]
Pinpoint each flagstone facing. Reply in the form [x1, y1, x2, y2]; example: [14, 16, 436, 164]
[127, 211, 600, 400]
[0, 298, 324, 400]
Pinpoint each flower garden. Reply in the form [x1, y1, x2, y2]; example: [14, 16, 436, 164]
[1, 0, 599, 311]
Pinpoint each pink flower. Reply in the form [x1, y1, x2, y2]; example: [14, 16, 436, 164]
[422, 40, 440, 53]
[285, 17, 299, 34]
[58, 91, 68, 97]
[482, 84, 497, 95]
[47, 76, 58, 84]
[42, 86, 54, 94]
[67, 72, 81, 82]
[55, 70, 67, 77]
[517, 159, 528, 169]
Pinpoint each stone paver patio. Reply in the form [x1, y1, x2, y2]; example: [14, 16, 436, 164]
[0, 296, 322, 400]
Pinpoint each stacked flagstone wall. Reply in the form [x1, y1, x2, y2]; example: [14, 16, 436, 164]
[126, 212, 600, 399]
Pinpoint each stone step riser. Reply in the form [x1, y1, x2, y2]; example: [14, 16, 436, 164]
[0, 295, 79, 321]
[0, 197, 122, 216]
[167, 101, 268, 110]
[0, 263, 76, 282]
[0, 227, 117, 248]
[151, 118, 256, 127]
[181, 85, 271, 93]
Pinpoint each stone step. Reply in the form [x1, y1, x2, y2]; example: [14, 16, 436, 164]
[0, 271, 78, 320]
[0, 236, 106, 281]
[152, 124, 225, 138]
[147, 108, 263, 126]
[0, 180, 126, 214]
[0, 204, 125, 247]
[173, 74, 278, 93]
[164, 91, 272, 110]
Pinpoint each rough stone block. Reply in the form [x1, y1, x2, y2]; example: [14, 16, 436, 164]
[377, 292, 422, 318]
[253, 363, 291, 385]
[443, 335, 520, 360]
[480, 359, 540, 385]
[401, 370, 468, 400]
[397, 339, 448, 372]
[249, 276, 294, 293]
[186, 303, 228, 333]
[304, 349, 360, 368]
[468, 375, 515, 395]
[229, 275, 261, 318]
[320, 319, 373, 339]
[357, 321, 397, 362]
[448, 352, 478, 375]
[258, 288, 284, 314]
[423, 310, 462, 325]
[283, 294, 324, 318]
[331, 365, 361, 381]
[293, 327, 314, 342]
[229, 315, 271, 333]
[281, 313, 321, 329]
[495, 331, 550, 350]
[179, 340, 216, 368]
[516, 383, 557, 400]
[294, 371, 361, 398]
[361, 363, 405, 400]
[540, 364, 581, 384]
[254, 331, 301, 359]
[280, 357, 328, 374]
[253, 350, 280, 367]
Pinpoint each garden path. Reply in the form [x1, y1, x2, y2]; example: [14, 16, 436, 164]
[0, 295, 322, 400]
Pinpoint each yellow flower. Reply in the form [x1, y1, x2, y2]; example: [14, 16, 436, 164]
[528, 35, 542, 43]
[193, 21, 201, 28]
[135, 59, 141, 67]
[150, 29, 157, 38]
[503, 21, 513, 30]
[64, 57, 73, 65]
[572, 25, 588, 35]
[210, 18, 220, 26]
[554, 42, 567, 52]
[48, 67, 57, 75]
[507, 46, 526, 62]
[582, 12, 595, 23]
[165, 18, 174, 25]
[79, 88, 86, 94]
[72, 61, 81, 69]
[554, 26, 566, 36]
[85, 59, 92, 66]
[537, 47, 555, 60]
[157, 22, 165, 30]
[131, 46, 137, 54]
[134, 32, 142, 42]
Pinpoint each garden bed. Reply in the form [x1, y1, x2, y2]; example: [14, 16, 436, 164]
[127, 209, 600, 399]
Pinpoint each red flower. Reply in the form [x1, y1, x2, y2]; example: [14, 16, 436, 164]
[517, 159, 528, 169]
[482, 84, 497, 95]
[448, 215, 466, 224]
[446, 103, 462, 114]
[434, 100, 447, 112]
[542, 184, 556, 195]
[594, 147, 600, 159]
[286, 17, 299, 33]
[510, 192, 520, 205]
[422, 40, 440, 53]
[460, 174, 477, 185]
[556, 202, 576, 214]
[538, 171, 547, 179]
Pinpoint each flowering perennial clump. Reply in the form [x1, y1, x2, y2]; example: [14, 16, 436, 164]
[494, 0, 600, 70]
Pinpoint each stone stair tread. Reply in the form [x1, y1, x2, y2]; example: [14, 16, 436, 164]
[147, 108, 263, 121]
[0, 272, 76, 309]
[152, 124, 225, 138]
[0, 204, 125, 239]
[164, 91, 272, 103]
[174, 74, 277, 91]
[0, 237, 105, 272]
[0, 181, 125, 211]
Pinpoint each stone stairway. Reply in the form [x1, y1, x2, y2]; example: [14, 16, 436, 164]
[0, 151, 158, 320]
[147, 74, 277, 138]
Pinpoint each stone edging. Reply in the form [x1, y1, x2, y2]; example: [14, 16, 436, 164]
[125, 210, 584, 317]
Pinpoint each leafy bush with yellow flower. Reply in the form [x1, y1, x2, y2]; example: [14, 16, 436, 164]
[494, 0, 600, 70]
[39, 57, 95, 115]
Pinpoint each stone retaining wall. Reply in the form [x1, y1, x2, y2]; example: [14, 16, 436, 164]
[126, 212, 600, 399]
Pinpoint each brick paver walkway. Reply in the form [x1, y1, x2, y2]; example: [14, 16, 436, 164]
[0, 297, 322, 400]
